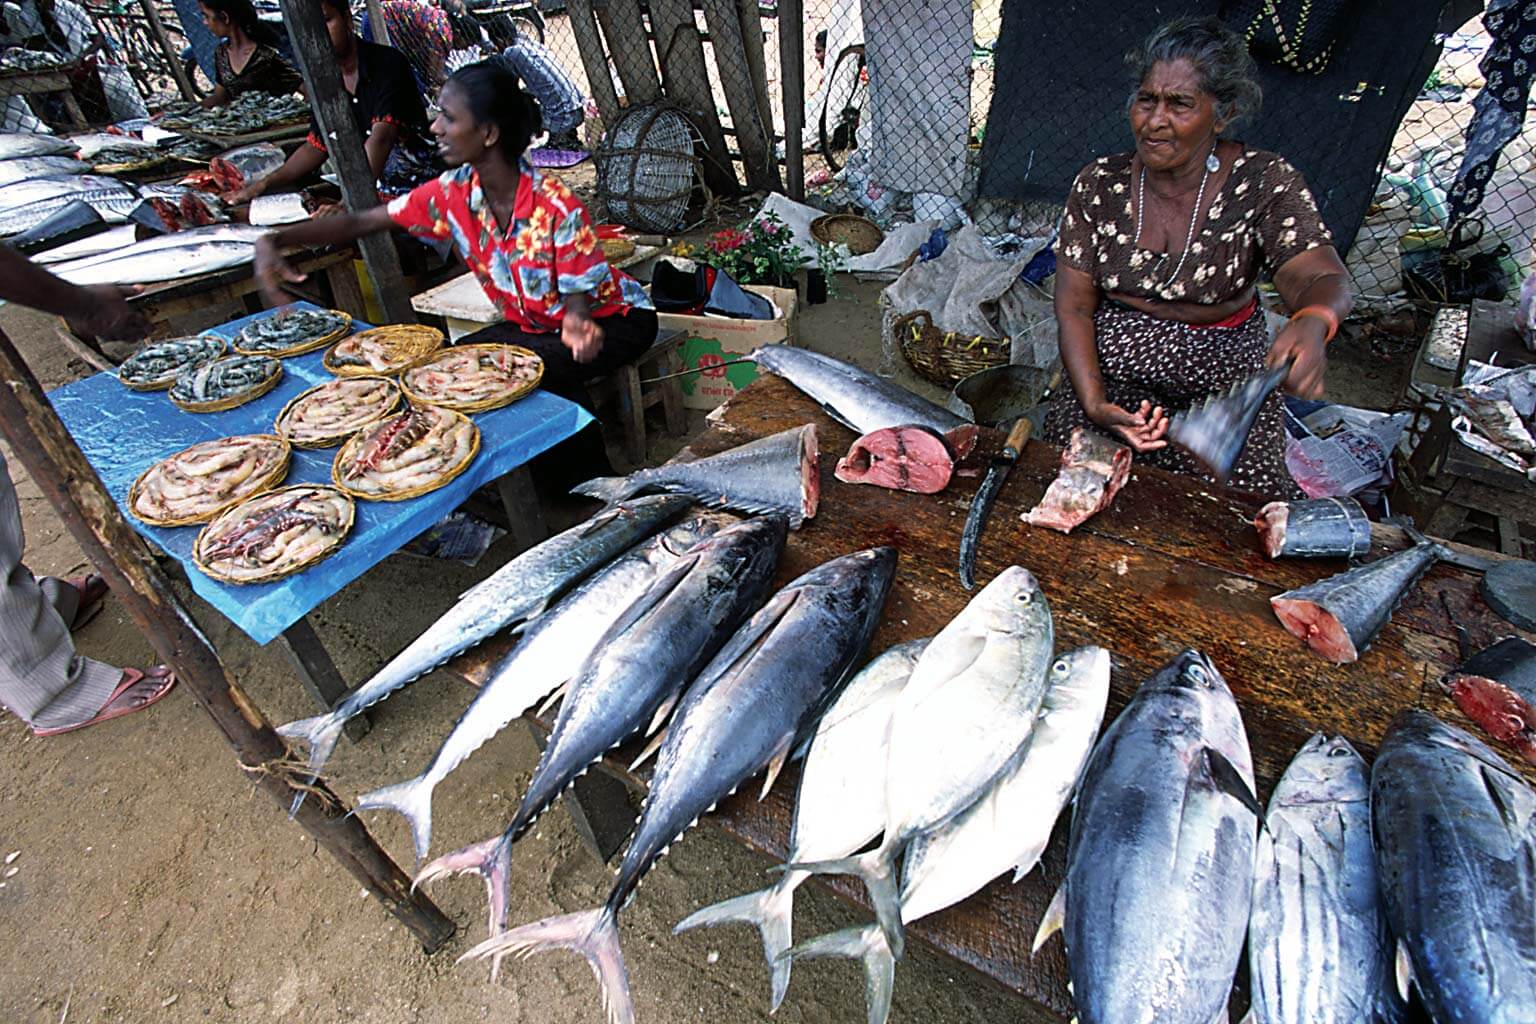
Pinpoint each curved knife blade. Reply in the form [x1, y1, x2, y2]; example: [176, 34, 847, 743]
[958, 416, 1035, 589]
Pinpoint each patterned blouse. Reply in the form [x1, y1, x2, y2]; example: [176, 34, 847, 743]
[387, 161, 651, 333]
[213, 42, 301, 100]
[1057, 148, 1333, 305]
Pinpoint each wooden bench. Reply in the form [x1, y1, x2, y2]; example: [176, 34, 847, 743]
[585, 329, 688, 464]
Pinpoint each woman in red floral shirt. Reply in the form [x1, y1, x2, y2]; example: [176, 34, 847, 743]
[253, 61, 656, 473]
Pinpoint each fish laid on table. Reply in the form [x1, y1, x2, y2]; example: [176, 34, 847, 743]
[0, 173, 125, 212]
[675, 638, 930, 1010]
[33, 224, 139, 265]
[0, 132, 78, 160]
[0, 185, 138, 236]
[357, 514, 729, 862]
[1441, 635, 1536, 765]
[1034, 650, 1260, 1024]
[1371, 710, 1536, 1023]
[574, 424, 820, 528]
[52, 226, 265, 286]
[1254, 497, 1371, 560]
[417, 516, 787, 934]
[1248, 733, 1404, 1024]
[1270, 538, 1442, 663]
[459, 546, 898, 1024]
[791, 565, 1055, 958]
[0, 154, 88, 186]
[274, 494, 693, 798]
[1022, 427, 1131, 534]
[782, 646, 1110, 1024]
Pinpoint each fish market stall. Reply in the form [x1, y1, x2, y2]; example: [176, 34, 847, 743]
[440, 372, 1533, 1020]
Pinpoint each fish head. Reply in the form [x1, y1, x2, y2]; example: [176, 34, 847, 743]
[615, 493, 694, 522]
[1271, 732, 1367, 808]
[975, 565, 1053, 639]
[1048, 645, 1113, 704]
[653, 512, 730, 557]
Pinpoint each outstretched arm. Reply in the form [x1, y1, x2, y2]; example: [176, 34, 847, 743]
[0, 245, 150, 341]
[1269, 246, 1352, 400]
[254, 205, 396, 306]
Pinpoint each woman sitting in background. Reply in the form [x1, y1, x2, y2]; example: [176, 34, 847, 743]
[198, 0, 301, 108]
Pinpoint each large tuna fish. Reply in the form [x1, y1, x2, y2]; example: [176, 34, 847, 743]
[1034, 649, 1260, 1024]
[0, 154, 89, 185]
[1248, 733, 1404, 1024]
[1270, 539, 1442, 663]
[1371, 710, 1536, 1023]
[573, 424, 819, 528]
[458, 547, 898, 1024]
[356, 515, 727, 862]
[276, 494, 692, 796]
[414, 515, 788, 939]
[673, 638, 929, 1010]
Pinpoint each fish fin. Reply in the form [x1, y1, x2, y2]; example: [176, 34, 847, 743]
[674, 879, 798, 1011]
[1394, 939, 1414, 1003]
[535, 680, 569, 718]
[628, 728, 667, 772]
[779, 924, 894, 1024]
[355, 774, 435, 864]
[644, 691, 681, 738]
[273, 713, 344, 817]
[415, 834, 514, 942]
[571, 476, 639, 504]
[780, 848, 903, 959]
[1202, 747, 1264, 820]
[460, 906, 633, 1024]
[1031, 883, 1066, 955]
[759, 738, 794, 801]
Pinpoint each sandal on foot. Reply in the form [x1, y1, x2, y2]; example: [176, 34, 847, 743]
[64, 573, 109, 632]
[33, 666, 176, 737]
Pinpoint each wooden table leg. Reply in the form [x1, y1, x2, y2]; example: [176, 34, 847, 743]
[323, 258, 370, 319]
[618, 365, 647, 464]
[497, 465, 548, 553]
[60, 90, 87, 130]
[523, 719, 636, 864]
[279, 616, 370, 742]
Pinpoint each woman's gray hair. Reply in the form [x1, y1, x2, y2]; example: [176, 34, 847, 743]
[1126, 17, 1262, 126]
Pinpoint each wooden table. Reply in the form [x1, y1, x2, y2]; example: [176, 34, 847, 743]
[442, 374, 1533, 1019]
[0, 65, 87, 129]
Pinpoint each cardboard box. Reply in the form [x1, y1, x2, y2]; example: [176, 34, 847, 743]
[653, 285, 799, 410]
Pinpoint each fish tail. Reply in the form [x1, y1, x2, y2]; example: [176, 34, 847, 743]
[781, 848, 904, 959]
[674, 876, 798, 1011]
[569, 475, 638, 503]
[355, 774, 436, 864]
[460, 906, 634, 1024]
[415, 833, 514, 942]
[273, 713, 343, 816]
[779, 924, 895, 1024]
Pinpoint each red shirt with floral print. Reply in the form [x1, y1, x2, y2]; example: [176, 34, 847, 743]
[386, 161, 651, 333]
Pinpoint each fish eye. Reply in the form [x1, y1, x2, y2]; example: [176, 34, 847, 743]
[1051, 659, 1069, 675]
[1016, 592, 1032, 605]
[1328, 745, 1351, 757]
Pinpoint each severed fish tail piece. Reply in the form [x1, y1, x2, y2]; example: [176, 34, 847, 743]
[1167, 362, 1287, 483]
[1254, 496, 1371, 559]
[462, 906, 635, 1024]
[779, 924, 896, 1024]
[1270, 540, 1442, 663]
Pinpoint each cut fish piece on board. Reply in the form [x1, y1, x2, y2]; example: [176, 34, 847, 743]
[1254, 497, 1371, 559]
[1022, 427, 1131, 533]
[1269, 541, 1441, 663]
[834, 424, 954, 493]
[1442, 636, 1536, 765]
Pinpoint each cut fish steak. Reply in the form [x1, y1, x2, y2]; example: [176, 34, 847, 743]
[1442, 636, 1536, 765]
[1270, 539, 1442, 663]
[1254, 496, 1371, 560]
[1022, 427, 1131, 533]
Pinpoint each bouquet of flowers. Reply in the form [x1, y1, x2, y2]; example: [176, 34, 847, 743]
[692, 212, 808, 286]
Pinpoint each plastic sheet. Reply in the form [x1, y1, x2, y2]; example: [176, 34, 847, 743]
[48, 303, 593, 645]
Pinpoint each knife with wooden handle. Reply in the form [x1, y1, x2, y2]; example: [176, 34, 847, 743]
[957, 414, 1035, 590]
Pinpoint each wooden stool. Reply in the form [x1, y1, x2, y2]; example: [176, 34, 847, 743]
[586, 330, 688, 465]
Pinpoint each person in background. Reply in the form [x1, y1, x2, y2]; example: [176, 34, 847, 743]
[11, 0, 149, 122]
[0, 246, 176, 736]
[228, 0, 442, 203]
[361, 0, 454, 92]
[492, 23, 586, 151]
[815, 28, 827, 66]
[197, 0, 302, 108]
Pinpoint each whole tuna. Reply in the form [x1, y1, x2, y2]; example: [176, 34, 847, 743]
[1248, 733, 1404, 1024]
[415, 515, 788, 939]
[1371, 710, 1536, 1023]
[1035, 649, 1260, 1024]
[276, 494, 692, 796]
[458, 547, 898, 1024]
[674, 638, 930, 1010]
[356, 514, 727, 862]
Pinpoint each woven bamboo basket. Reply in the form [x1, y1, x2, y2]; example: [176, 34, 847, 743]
[127, 434, 291, 527]
[811, 213, 884, 256]
[234, 309, 354, 358]
[330, 408, 480, 502]
[324, 324, 444, 377]
[274, 376, 403, 449]
[193, 484, 355, 584]
[117, 335, 226, 391]
[600, 236, 637, 262]
[893, 309, 1009, 387]
[168, 356, 283, 413]
[400, 345, 544, 413]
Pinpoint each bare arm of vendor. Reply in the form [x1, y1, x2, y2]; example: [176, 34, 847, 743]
[0, 246, 151, 341]
[1266, 245, 1351, 400]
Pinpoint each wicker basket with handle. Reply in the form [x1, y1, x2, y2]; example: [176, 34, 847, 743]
[893, 309, 1009, 387]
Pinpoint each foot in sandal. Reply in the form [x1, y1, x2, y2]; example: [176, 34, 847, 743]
[63, 573, 109, 632]
[32, 666, 175, 737]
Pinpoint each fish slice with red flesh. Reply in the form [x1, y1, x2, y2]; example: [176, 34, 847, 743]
[1022, 427, 1131, 534]
[1442, 637, 1536, 764]
[1269, 541, 1441, 664]
[834, 425, 955, 494]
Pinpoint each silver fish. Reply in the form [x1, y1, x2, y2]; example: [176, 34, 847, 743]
[573, 424, 820, 528]
[54, 239, 255, 286]
[458, 546, 898, 1024]
[674, 638, 930, 1010]
[1372, 710, 1536, 1024]
[1270, 539, 1442, 663]
[0, 155, 90, 186]
[34, 224, 140, 266]
[0, 132, 78, 160]
[0, 174, 126, 213]
[415, 515, 787, 939]
[275, 494, 694, 799]
[1034, 649, 1260, 1024]
[1248, 733, 1404, 1024]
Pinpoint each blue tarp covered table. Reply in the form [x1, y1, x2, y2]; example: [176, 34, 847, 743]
[48, 304, 592, 646]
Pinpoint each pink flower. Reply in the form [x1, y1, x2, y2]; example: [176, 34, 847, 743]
[759, 219, 780, 235]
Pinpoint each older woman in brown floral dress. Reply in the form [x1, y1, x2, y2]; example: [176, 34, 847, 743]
[1047, 17, 1353, 497]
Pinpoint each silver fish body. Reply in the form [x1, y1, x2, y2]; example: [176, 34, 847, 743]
[1270, 540, 1442, 663]
[1249, 733, 1404, 1024]
[55, 239, 255, 286]
[33, 224, 139, 265]
[0, 174, 126, 213]
[0, 154, 88, 184]
[0, 132, 78, 160]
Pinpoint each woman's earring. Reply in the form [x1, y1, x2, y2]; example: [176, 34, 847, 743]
[1206, 150, 1221, 174]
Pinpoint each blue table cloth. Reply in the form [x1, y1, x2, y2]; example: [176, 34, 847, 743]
[48, 304, 592, 645]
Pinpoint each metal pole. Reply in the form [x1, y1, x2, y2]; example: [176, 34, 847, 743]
[777, 0, 804, 199]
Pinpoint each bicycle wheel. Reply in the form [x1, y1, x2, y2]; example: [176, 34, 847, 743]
[819, 44, 866, 173]
[510, 10, 545, 44]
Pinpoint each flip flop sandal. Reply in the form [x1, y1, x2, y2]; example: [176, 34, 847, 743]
[32, 667, 176, 737]
[64, 573, 109, 632]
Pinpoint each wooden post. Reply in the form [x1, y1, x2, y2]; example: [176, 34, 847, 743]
[700, 0, 781, 192]
[0, 328, 455, 953]
[592, 0, 661, 106]
[733, 0, 773, 138]
[137, 0, 197, 102]
[777, 0, 804, 199]
[278, 0, 415, 325]
[365, 0, 391, 46]
[566, 0, 621, 124]
[649, 0, 738, 195]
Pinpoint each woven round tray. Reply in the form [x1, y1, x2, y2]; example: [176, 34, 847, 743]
[324, 324, 444, 377]
[273, 376, 403, 449]
[331, 407, 480, 502]
[893, 309, 1009, 387]
[399, 344, 544, 413]
[234, 308, 354, 358]
[128, 434, 291, 527]
[811, 213, 884, 256]
[193, 483, 355, 584]
[118, 335, 227, 391]
[169, 355, 284, 413]
[600, 236, 636, 262]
